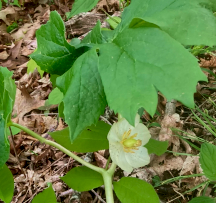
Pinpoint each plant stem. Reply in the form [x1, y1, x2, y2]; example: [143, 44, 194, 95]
[9, 122, 104, 174]
[10, 121, 117, 203]
[102, 173, 114, 203]
[101, 162, 116, 203]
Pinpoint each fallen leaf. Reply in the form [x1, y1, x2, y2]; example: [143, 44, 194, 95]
[94, 152, 107, 168]
[0, 50, 9, 60]
[12, 88, 45, 126]
[0, 7, 16, 25]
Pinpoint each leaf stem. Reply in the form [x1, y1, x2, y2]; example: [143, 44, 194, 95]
[9, 122, 105, 174]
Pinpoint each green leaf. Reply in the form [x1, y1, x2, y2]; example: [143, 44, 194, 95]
[49, 121, 110, 152]
[48, 87, 63, 105]
[106, 16, 121, 29]
[144, 139, 168, 156]
[61, 166, 103, 192]
[199, 143, 216, 181]
[82, 21, 105, 44]
[56, 49, 107, 141]
[67, 0, 100, 19]
[0, 165, 14, 203]
[98, 26, 206, 125]
[113, 177, 160, 203]
[6, 22, 18, 33]
[69, 38, 81, 47]
[188, 196, 216, 203]
[117, 0, 216, 46]
[27, 59, 44, 78]
[30, 11, 87, 75]
[6, 126, 20, 136]
[58, 102, 64, 119]
[10, 0, 20, 7]
[0, 67, 16, 167]
[50, 74, 59, 88]
[0, 118, 9, 168]
[32, 184, 57, 203]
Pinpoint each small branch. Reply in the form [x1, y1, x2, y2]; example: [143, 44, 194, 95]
[91, 189, 106, 203]
[165, 99, 176, 116]
[59, 189, 74, 197]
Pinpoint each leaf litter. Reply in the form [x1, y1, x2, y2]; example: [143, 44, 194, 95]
[1, 0, 216, 202]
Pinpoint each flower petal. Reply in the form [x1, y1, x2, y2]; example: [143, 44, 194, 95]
[109, 142, 133, 172]
[117, 117, 134, 136]
[107, 122, 121, 142]
[131, 123, 151, 145]
[125, 147, 150, 169]
[135, 113, 140, 126]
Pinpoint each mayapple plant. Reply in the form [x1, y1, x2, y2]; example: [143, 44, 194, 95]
[1, 0, 216, 202]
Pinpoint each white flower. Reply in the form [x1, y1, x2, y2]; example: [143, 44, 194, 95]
[108, 114, 151, 172]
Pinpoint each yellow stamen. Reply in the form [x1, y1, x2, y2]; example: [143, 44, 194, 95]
[120, 130, 142, 153]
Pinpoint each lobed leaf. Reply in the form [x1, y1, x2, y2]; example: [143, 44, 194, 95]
[0, 165, 14, 203]
[56, 49, 107, 141]
[30, 11, 88, 75]
[113, 177, 160, 203]
[61, 166, 103, 191]
[49, 121, 110, 152]
[116, 0, 216, 46]
[82, 21, 105, 44]
[199, 143, 216, 181]
[98, 26, 206, 125]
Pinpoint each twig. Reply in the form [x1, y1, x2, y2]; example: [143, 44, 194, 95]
[27, 14, 33, 24]
[173, 188, 185, 200]
[100, 116, 112, 126]
[167, 195, 181, 203]
[41, 154, 67, 175]
[59, 189, 74, 197]
[91, 189, 106, 203]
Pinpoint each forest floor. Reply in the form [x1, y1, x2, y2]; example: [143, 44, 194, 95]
[0, 0, 216, 202]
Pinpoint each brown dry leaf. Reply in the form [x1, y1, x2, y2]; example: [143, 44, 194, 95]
[0, 30, 13, 44]
[150, 154, 184, 177]
[200, 56, 216, 68]
[0, 7, 16, 25]
[159, 113, 182, 152]
[179, 156, 208, 190]
[94, 152, 107, 168]
[34, 4, 50, 19]
[11, 39, 23, 59]
[94, 0, 119, 12]
[12, 88, 45, 126]
[42, 116, 58, 131]
[130, 168, 156, 183]
[0, 50, 10, 60]
[11, 23, 33, 41]
[180, 156, 199, 175]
